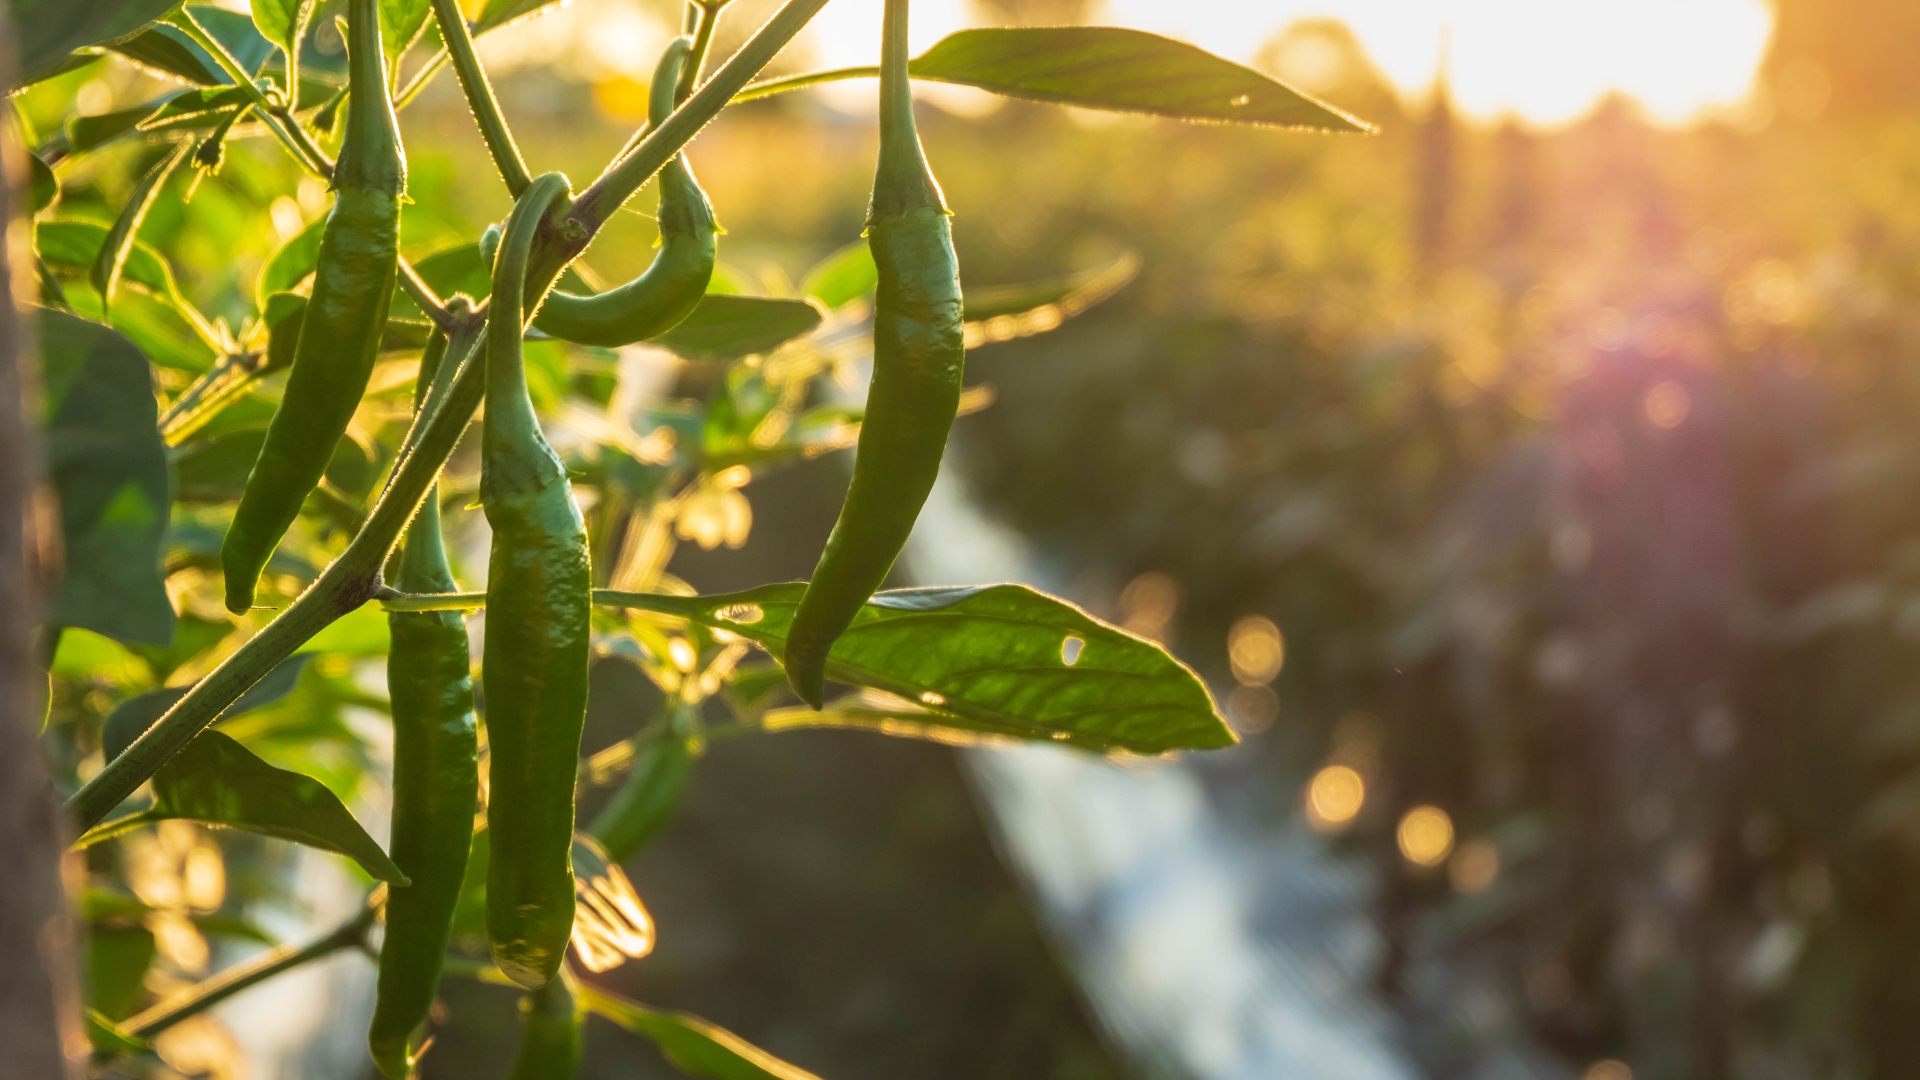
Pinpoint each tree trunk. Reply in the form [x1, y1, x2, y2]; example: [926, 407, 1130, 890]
[0, 7, 84, 1076]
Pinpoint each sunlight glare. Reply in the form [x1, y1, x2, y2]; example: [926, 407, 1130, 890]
[805, 0, 1775, 127]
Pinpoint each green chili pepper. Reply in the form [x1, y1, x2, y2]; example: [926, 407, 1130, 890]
[221, 0, 405, 614]
[479, 39, 715, 349]
[483, 172, 593, 991]
[368, 329, 479, 1078]
[507, 976, 581, 1080]
[784, 0, 963, 707]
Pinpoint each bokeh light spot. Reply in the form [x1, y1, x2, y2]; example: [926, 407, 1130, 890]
[1307, 765, 1366, 831]
[1643, 381, 1691, 430]
[1398, 805, 1455, 866]
[1228, 615, 1286, 685]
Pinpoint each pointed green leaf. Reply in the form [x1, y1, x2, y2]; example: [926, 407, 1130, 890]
[577, 984, 823, 1080]
[83, 729, 407, 884]
[473, 0, 566, 34]
[90, 141, 193, 311]
[66, 105, 161, 155]
[36, 309, 176, 646]
[597, 584, 1232, 754]
[251, 0, 314, 89]
[799, 241, 876, 311]
[110, 8, 274, 85]
[100, 656, 313, 761]
[909, 27, 1371, 131]
[256, 215, 327, 308]
[138, 85, 252, 130]
[381, 0, 432, 61]
[40, 219, 189, 308]
[653, 295, 824, 362]
[29, 152, 59, 215]
[963, 249, 1140, 322]
[9, 0, 182, 87]
[85, 1009, 150, 1054]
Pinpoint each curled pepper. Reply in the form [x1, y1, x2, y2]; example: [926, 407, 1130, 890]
[482, 38, 716, 348]
[482, 172, 593, 990]
[368, 330, 479, 1077]
[784, 0, 963, 707]
[222, 0, 404, 613]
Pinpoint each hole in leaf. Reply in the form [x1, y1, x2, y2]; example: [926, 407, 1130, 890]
[1061, 636, 1085, 666]
[920, 691, 945, 707]
[717, 604, 763, 624]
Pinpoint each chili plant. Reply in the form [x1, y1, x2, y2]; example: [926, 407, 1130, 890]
[15, 0, 1369, 1074]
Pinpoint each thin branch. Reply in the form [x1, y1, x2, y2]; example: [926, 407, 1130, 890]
[676, 0, 730, 103]
[570, 0, 833, 237]
[124, 902, 378, 1040]
[430, 0, 532, 196]
[394, 48, 452, 110]
[397, 256, 456, 330]
[731, 64, 878, 103]
[66, 312, 492, 831]
[170, 9, 336, 177]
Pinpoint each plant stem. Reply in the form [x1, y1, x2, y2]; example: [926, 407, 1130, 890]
[394, 49, 451, 110]
[123, 903, 378, 1040]
[397, 256, 456, 330]
[158, 348, 271, 446]
[731, 65, 878, 103]
[676, 0, 730, 103]
[430, 0, 532, 196]
[570, 0, 833, 237]
[378, 590, 487, 611]
[170, 9, 336, 177]
[65, 310, 493, 832]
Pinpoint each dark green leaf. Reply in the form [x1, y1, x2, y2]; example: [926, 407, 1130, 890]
[799, 241, 875, 310]
[654, 295, 824, 362]
[82, 729, 407, 884]
[29, 152, 59, 215]
[38, 219, 187, 307]
[256, 216, 326, 308]
[910, 27, 1371, 131]
[100, 654, 313, 760]
[109, 8, 274, 85]
[86, 926, 156, 1022]
[90, 141, 194, 311]
[265, 290, 304, 372]
[381, 0, 432, 60]
[577, 984, 824, 1080]
[8, 0, 182, 87]
[15, 49, 106, 91]
[36, 309, 175, 646]
[66, 105, 161, 155]
[599, 584, 1233, 754]
[138, 85, 252, 129]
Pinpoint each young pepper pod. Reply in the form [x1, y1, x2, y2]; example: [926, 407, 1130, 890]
[483, 38, 716, 349]
[784, 0, 964, 707]
[221, 0, 404, 613]
[507, 976, 581, 1080]
[368, 330, 479, 1078]
[481, 172, 593, 990]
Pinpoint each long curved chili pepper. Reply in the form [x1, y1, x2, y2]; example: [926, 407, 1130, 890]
[368, 329, 479, 1078]
[483, 172, 593, 991]
[480, 39, 715, 349]
[507, 976, 581, 1080]
[784, 0, 963, 707]
[221, 0, 404, 613]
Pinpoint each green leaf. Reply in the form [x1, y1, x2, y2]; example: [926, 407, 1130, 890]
[256, 215, 327, 308]
[100, 655, 313, 760]
[29, 152, 59, 215]
[910, 27, 1370, 131]
[66, 105, 162, 155]
[577, 984, 823, 1080]
[109, 7, 274, 85]
[138, 85, 252, 130]
[381, 0, 432, 61]
[654, 295, 825, 362]
[251, 0, 314, 89]
[91, 141, 194, 311]
[36, 309, 175, 646]
[799, 241, 876, 310]
[473, 0, 565, 34]
[599, 584, 1232, 754]
[83, 729, 408, 884]
[8, 0, 182, 87]
[39, 219, 189, 311]
[297, 601, 391, 657]
[963, 249, 1140, 322]
[587, 727, 693, 862]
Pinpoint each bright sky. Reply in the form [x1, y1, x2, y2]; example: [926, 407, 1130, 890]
[480, 0, 1777, 128]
